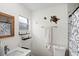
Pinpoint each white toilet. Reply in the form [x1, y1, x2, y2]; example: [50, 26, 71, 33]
[53, 45, 66, 56]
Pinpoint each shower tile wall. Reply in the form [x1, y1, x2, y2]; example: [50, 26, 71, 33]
[69, 8, 79, 56]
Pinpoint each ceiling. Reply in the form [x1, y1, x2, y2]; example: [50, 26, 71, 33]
[23, 3, 66, 11]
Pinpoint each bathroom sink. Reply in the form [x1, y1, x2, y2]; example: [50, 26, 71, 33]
[6, 47, 31, 56]
[7, 50, 24, 56]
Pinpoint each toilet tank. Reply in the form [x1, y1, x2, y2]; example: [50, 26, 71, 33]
[53, 45, 66, 56]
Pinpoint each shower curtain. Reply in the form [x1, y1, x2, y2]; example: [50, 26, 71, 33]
[69, 8, 79, 56]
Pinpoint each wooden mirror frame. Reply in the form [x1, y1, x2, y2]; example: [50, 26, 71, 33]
[0, 12, 14, 38]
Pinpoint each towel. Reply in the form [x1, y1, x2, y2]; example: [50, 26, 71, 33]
[45, 26, 53, 50]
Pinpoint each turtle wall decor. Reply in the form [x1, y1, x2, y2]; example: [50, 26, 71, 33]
[50, 16, 60, 24]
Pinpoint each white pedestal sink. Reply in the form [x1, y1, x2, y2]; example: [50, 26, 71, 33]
[6, 47, 31, 56]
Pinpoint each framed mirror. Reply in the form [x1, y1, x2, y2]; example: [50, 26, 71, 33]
[19, 16, 29, 35]
[0, 12, 14, 38]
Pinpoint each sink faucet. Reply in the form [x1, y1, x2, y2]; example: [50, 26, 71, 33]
[4, 45, 10, 54]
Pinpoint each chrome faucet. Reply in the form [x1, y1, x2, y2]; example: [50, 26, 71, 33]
[4, 45, 10, 54]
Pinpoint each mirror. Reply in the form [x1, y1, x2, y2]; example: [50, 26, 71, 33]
[19, 16, 29, 35]
[0, 12, 14, 38]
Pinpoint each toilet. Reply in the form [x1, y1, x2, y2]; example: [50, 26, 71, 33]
[53, 45, 66, 56]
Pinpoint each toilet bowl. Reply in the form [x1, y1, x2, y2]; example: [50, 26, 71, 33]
[53, 45, 66, 56]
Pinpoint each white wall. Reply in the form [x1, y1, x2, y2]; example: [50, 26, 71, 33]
[0, 3, 32, 51]
[31, 4, 68, 56]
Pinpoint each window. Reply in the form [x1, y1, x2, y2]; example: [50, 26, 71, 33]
[0, 12, 14, 38]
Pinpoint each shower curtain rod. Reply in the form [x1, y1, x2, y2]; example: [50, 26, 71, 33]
[69, 6, 79, 17]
